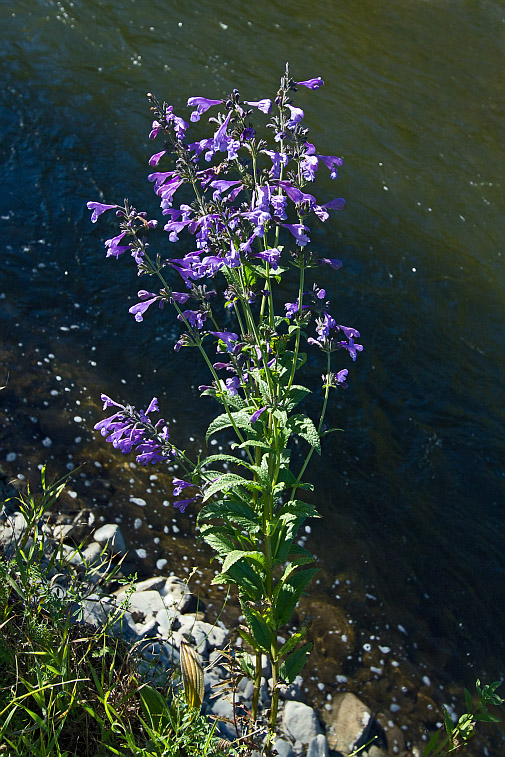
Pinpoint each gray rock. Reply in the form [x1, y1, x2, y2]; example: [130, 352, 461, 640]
[368, 746, 388, 757]
[307, 734, 329, 757]
[162, 576, 193, 612]
[273, 738, 294, 757]
[279, 675, 304, 701]
[132, 576, 167, 593]
[206, 624, 229, 651]
[135, 640, 179, 686]
[209, 695, 237, 741]
[81, 541, 104, 567]
[156, 607, 178, 634]
[281, 701, 321, 745]
[322, 692, 372, 755]
[124, 590, 168, 616]
[93, 524, 126, 555]
[135, 617, 159, 639]
[177, 616, 213, 656]
[237, 677, 254, 702]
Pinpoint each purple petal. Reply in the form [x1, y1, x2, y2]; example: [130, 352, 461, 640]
[296, 77, 324, 89]
[87, 202, 118, 223]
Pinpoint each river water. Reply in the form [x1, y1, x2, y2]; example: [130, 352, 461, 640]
[1, 0, 504, 752]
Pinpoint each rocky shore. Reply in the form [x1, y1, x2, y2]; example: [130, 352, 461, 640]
[0, 484, 424, 757]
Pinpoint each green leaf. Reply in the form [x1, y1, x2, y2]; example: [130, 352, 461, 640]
[140, 685, 170, 730]
[205, 410, 253, 442]
[475, 712, 501, 723]
[203, 473, 250, 501]
[222, 550, 266, 574]
[198, 524, 235, 557]
[284, 385, 311, 412]
[279, 643, 312, 683]
[288, 414, 321, 455]
[278, 499, 321, 521]
[240, 599, 271, 653]
[320, 427, 344, 438]
[200, 454, 242, 466]
[277, 625, 309, 660]
[464, 687, 473, 713]
[237, 439, 274, 452]
[273, 569, 319, 627]
[443, 706, 454, 737]
[198, 499, 261, 532]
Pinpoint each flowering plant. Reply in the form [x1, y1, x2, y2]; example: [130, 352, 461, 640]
[88, 64, 362, 747]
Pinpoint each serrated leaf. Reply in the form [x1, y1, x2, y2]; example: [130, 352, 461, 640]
[238, 439, 274, 452]
[201, 454, 242, 466]
[198, 524, 235, 557]
[198, 500, 261, 533]
[278, 500, 321, 521]
[273, 569, 319, 627]
[277, 626, 309, 659]
[288, 414, 321, 455]
[205, 410, 253, 443]
[279, 643, 312, 683]
[284, 385, 311, 412]
[240, 599, 271, 653]
[203, 473, 250, 501]
[221, 549, 266, 574]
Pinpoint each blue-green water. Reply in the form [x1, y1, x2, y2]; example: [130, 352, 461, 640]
[1, 1, 504, 751]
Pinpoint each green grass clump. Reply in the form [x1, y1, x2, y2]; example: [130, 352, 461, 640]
[0, 468, 231, 757]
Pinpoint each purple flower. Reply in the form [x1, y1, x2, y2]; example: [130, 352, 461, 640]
[318, 257, 342, 271]
[318, 154, 344, 179]
[316, 311, 336, 339]
[271, 193, 288, 220]
[149, 150, 167, 167]
[173, 478, 193, 497]
[177, 309, 207, 330]
[149, 120, 163, 140]
[209, 331, 239, 353]
[104, 232, 131, 259]
[241, 127, 254, 141]
[174, 497, 197, 513]
[145, 397, 159, 415]
[336, 369, 348, 385]
[87, 202, 118, 223]
[282, 223, 310, 247]
[314, 197, 346, 222]
[300, 153, 319, 182]
[204, 111, 232, 160]
[337, 324, 360, 340]
[278, 181, 317, 209]
[285, 298, 300, 318]
[225, 376, 241, 396]
[147, 170, 177, 190]
[244, 99, 272, 114]
[249, 406, 267, 424]
[210, 179, 242, 201]
[254, 248, 281, 270]
[296, 77, 324, 89]
[336, 337, 363, 361]
[285, 104, 304, 128]
[101, 394, 122, 410]
[262, 150, 289, 180]
[129, 291, 163, 322]
[170, 291, 190, 305]
[187, 96, 223, 122]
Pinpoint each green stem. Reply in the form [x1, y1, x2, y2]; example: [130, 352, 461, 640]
[289, 350, 331, 501]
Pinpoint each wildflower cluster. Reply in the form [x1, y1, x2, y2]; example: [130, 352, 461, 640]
[88, 64, 362, 748]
